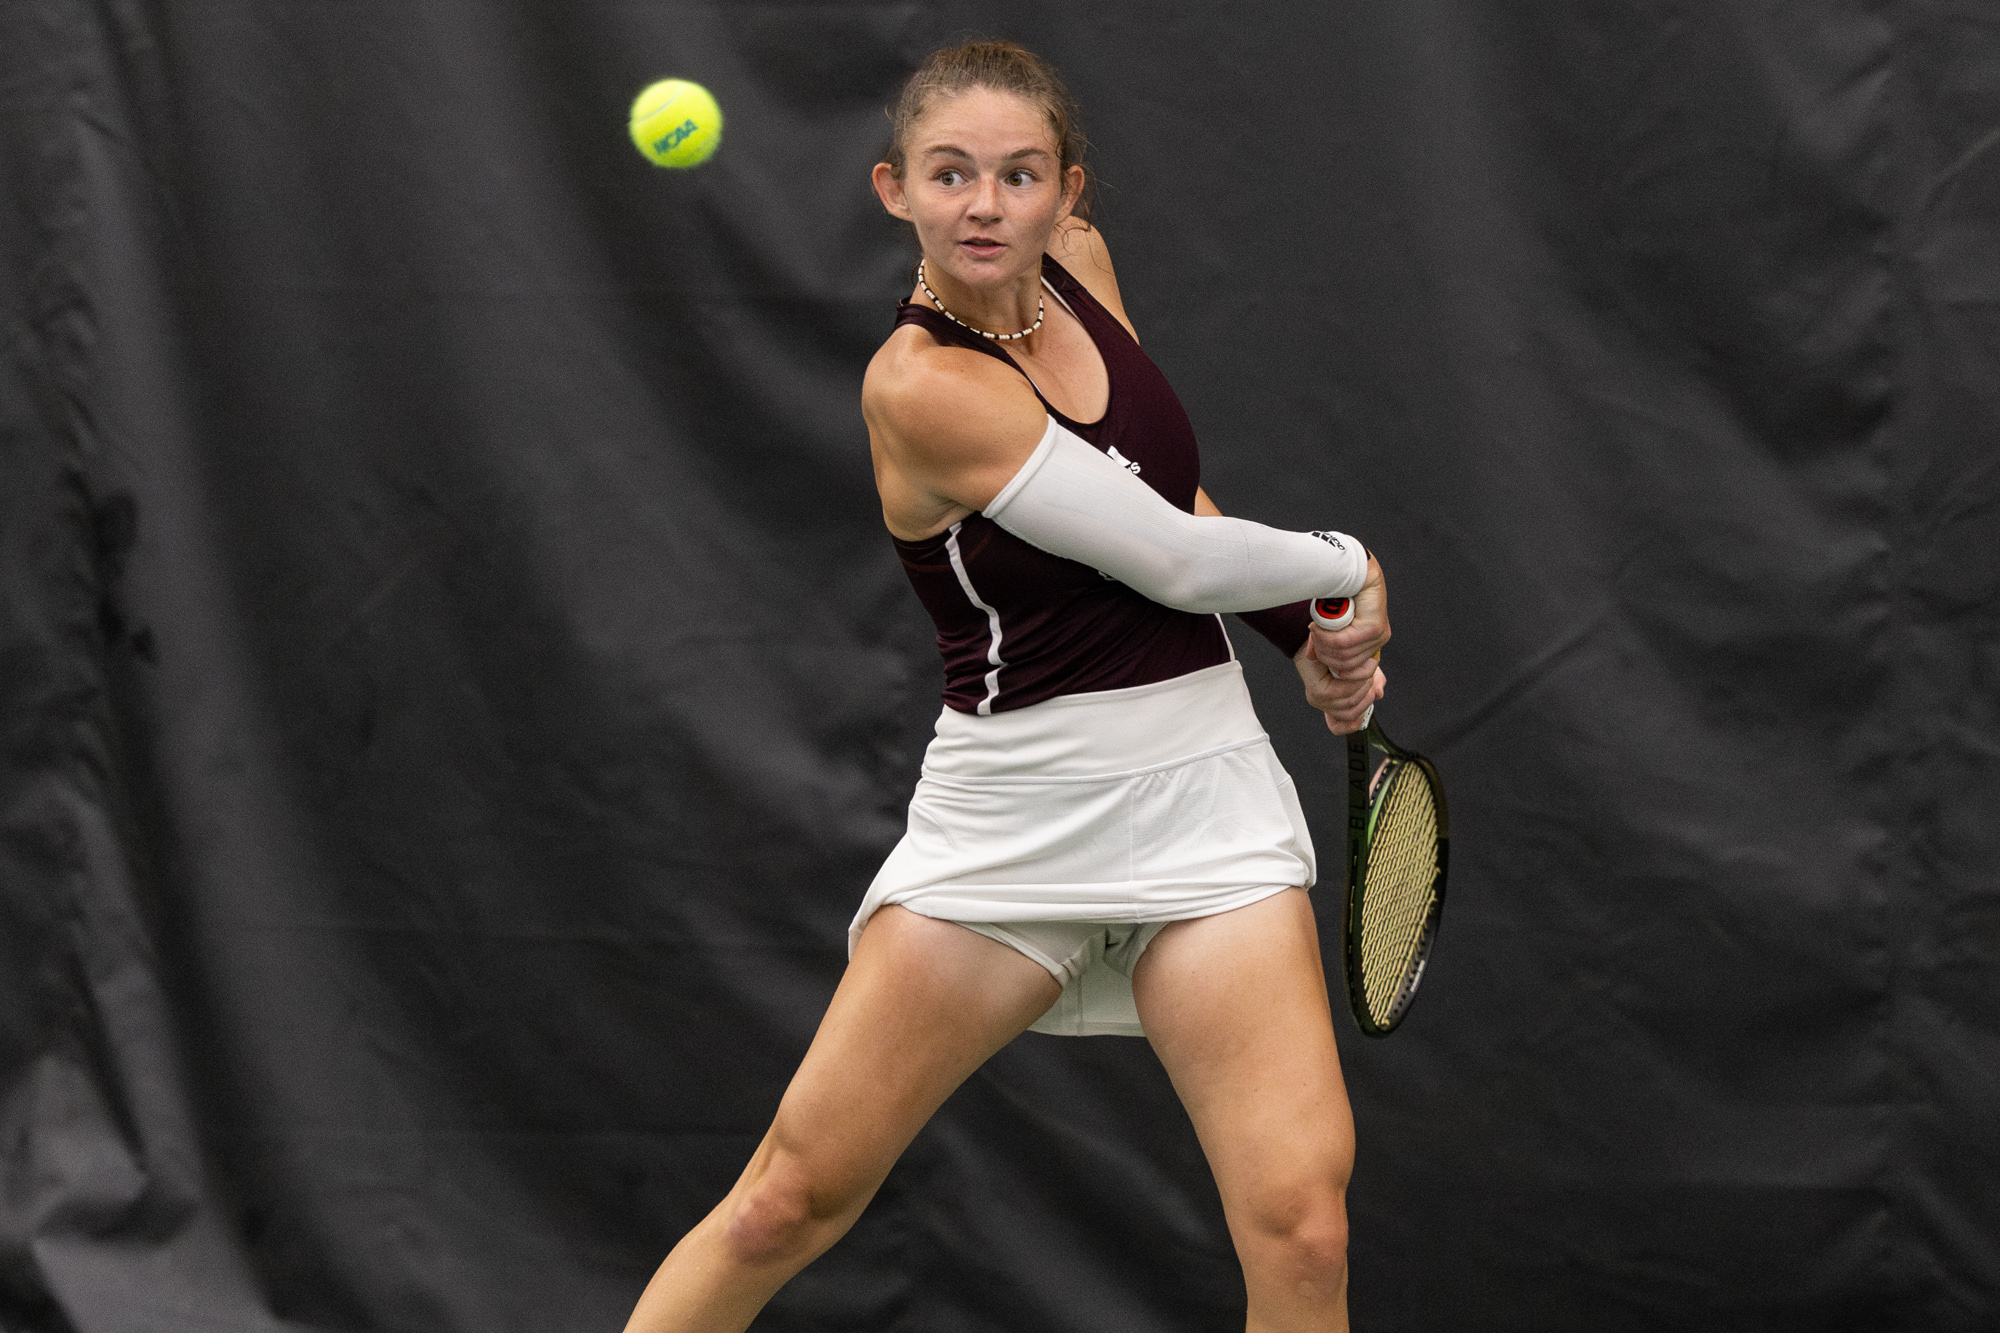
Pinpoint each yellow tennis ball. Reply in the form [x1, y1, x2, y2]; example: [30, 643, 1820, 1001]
[629, 78, 723, 169]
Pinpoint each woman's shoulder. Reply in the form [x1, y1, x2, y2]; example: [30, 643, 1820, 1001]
[863, 314, 1049, 527]
[864, 319, 1037, 440]
[1045, 220, 1139, 343]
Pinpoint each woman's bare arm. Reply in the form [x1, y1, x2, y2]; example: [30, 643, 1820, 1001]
[863, 336, 1050, 540]
[1048, 219, 1139, 343]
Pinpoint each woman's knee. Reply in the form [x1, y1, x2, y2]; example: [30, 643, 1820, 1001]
[721, 1154, 864, 1268]
[1235, 1176, 1351, 1278]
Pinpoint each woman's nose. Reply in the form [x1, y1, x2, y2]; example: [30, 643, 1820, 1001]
[968, 177, 1002, 220]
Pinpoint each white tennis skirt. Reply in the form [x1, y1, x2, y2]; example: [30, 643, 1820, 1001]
[850, 660, 1316, 1035]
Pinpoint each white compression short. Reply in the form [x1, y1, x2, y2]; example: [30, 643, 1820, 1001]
[982, 416, 1367, 613]
[956, 919, 1169, 1035]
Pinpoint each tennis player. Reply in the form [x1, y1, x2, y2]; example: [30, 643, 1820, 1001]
[623, 40, 1390, 1333]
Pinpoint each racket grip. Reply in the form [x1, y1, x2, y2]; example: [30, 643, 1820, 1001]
[1309, 596, 1355, 631]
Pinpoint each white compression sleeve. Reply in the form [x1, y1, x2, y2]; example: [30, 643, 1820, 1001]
[982, 418, 1367, 613]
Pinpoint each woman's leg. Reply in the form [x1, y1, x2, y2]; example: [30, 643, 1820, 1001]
[622, 905, 1061, 1333]
[1131, 888, 1356, 1333]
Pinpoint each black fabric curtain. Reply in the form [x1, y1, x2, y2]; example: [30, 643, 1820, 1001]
[3, 2, 1996, 1329]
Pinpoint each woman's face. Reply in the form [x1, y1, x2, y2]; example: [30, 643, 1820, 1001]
[873, 86, 1084, 292]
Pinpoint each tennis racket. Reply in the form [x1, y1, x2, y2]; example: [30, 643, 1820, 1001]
[1310, 596, 1450, 1037]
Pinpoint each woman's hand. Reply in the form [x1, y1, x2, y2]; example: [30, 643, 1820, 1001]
[1293, 555, 1390, 735]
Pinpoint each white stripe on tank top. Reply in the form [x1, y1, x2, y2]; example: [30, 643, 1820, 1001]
[944, 521, 1006, 715]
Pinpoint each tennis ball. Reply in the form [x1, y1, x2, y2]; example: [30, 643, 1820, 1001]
[629, 78, 723, 169]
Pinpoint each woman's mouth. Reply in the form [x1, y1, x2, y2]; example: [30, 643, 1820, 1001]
[960, 237, 1006, 258]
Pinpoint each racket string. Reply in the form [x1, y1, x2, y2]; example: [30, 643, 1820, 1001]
[1359, 762, 1439, 1022]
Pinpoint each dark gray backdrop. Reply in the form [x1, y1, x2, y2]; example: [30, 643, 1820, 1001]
[4, 1, 1996, 1330]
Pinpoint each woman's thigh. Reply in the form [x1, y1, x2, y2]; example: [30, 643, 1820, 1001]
[753, 906, 1062, 1202]
[1130, 889, 1355, 1215]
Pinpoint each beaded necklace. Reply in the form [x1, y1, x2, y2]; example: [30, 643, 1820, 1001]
[916, 259, 1045, 342]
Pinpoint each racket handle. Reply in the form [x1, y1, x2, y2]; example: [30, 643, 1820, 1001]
[1309, 596, 1355, 631]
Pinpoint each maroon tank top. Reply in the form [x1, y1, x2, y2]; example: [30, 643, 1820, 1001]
[892, 255, 1237, 715]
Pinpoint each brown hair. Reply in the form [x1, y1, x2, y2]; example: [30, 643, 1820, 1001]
[883, 40, 1094, 222]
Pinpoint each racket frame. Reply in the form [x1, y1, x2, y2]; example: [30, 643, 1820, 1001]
[1343, 718, 1450, 1037]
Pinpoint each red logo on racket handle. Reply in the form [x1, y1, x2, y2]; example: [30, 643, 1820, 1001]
[1310, 597, 1354, 631]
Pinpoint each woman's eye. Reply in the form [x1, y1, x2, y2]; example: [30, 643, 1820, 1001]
[937, 170, 964, 186]
[1006, 171, 1032, 186]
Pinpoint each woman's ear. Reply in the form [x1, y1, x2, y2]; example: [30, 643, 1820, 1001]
[872, 163, 913, 220]
[1058, 164, 1085, 221]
